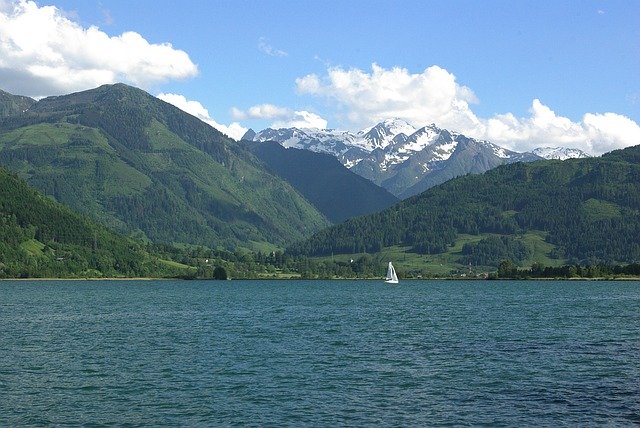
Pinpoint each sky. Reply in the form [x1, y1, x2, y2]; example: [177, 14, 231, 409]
[0, 0, 639, 154]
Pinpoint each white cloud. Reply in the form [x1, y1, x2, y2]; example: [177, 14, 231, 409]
[157, 93, 248, 141]
[296, 63, 480, 132]
[479, 100, 640, 155]
[232, 103, 327, 129]
[296, 63, 640, 155]
[231, 103, 291, 120]
[272, 111, 327, 129]
[0, 0, 198, 97]
[583, 112, 640, 154]
[258, 37, 287, 57]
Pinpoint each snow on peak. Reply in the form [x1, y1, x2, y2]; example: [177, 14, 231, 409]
[532, 147, 591, 160]
[354, 118, 417, 151]
[248, 119, 569, 173]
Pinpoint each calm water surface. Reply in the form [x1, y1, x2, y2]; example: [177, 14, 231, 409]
[0, 280, 639, 426]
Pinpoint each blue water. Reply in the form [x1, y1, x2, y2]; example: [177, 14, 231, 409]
[0, 280, 638, 426]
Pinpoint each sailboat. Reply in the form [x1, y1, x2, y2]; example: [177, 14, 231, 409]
[385, 261, 399, 284]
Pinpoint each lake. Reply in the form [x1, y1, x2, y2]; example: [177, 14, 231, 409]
[1, 279, 638, 426]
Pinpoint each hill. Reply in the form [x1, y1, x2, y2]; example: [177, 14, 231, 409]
[0, 166, 189, 278]
[0, 84, 328, 249]
[245, 141, 399, 223]
[288, 145, 640, 268]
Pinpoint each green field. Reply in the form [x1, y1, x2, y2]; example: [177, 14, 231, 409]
[19, 239, 45, 256]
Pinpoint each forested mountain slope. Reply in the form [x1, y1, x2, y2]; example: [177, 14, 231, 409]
[246, 141, 399, 223]
[289, 145, 640, 266]
[0, 167, 187, 278]
[0, 84, 328, 249]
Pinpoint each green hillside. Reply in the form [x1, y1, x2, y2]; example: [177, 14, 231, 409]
[0, 84, 328, 249]
[289, 145, 640, 268]
[246, 141, 399, 223]
[0, 167, 191, 278]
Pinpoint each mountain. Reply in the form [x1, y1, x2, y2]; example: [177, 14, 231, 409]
[288, 144, 640, 267]
[246, 126, 364, 159]
[0, 166, 189, 278]
[0, 89, 35, 118]
[248, 120, 560, 198]
[245, 140, 399, 223]
[357, 118, 418, 150]
[352, 124, 543, 198]
[532, 146, 591, 160]
[0, 84, 328, 249]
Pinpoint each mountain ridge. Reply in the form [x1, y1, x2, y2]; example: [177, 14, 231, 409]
[0, 84, 329, 249]
[246, 120, 591, 198]
[0, 89, 35, 118]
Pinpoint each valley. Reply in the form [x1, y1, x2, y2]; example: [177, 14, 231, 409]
[0, 84, 637, 280]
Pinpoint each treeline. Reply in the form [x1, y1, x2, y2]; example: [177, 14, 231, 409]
[493, 260, 640, 279]
[289, 145, 640, 266]
[149, 244, 393, 279]
[147, 244, 640, 280]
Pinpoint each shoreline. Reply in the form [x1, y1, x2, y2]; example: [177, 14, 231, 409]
[0, 277, 165, 281]
[1, 276, 639, 281]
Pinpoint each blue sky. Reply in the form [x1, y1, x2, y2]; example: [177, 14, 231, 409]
[0, 0, 638, 153]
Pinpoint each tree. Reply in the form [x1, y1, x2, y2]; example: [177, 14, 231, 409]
[498, 259, 516, 278]
[213, 266, 228, 280]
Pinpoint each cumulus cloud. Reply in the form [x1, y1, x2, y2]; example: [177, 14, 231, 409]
[479, 100, 640, 155]
[272, 111, 328, 129]
[258, 37, 287, 57]
[296, 63, 640, 155]
[296, 64, 480, 132]
[232, 103, 328, 129]
[157, 93, 248, 141]
[0, 0, 198, 97]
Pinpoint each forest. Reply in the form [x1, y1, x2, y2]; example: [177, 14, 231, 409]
[288, 145, 640, 267]
[0, 167, 186, 278]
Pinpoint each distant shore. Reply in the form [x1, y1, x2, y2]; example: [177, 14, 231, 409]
[1, 276, 639, 281]
[0, 277, 163, 281]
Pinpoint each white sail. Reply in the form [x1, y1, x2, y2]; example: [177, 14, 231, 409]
[385, 262, 399, 284]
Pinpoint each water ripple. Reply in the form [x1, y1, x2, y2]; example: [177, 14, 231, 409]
[0, 279, 638, 426]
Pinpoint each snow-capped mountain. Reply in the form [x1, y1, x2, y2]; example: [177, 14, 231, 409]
[532, 147, 591, 160]
[356, 118, 417, 151]
[248, 127, 358, 156]
[244, 120, 586, 198]
[249, 118, 415, 155]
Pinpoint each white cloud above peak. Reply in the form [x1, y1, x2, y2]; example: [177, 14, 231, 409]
[0, 0, 198, 97]
[231, 104, 290, 120]
[481, 99, 640, 155]
[157, 93, 247, 141]
[296, 64, 480, 132]
[232, 103, 327, 129]
[273, 111, 327, 129]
